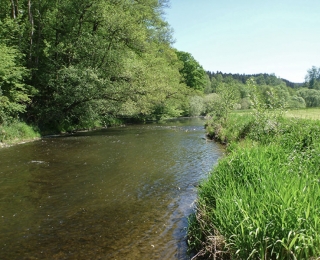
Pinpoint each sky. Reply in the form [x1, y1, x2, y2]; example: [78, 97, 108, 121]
[164, 0, 320, 83]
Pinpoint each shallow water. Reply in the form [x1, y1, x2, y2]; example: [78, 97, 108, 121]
[0, 118, 223, 260]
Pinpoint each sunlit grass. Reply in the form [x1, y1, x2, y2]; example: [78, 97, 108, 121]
[285, 108, 320, 120]
[0, 121, 40, 145]
[233, 108, 320, 120]
[190, 114, 320, 259]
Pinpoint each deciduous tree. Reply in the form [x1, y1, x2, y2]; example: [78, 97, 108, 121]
[176, 51, 208, 91]
[305, 66, 320, 90]
[0, 43, 35, 123]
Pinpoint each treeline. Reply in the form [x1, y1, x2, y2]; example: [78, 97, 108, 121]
[206, 71, 306, 88]
[207, 71, 286, 86]
[185, 68, 320, 117]
[1, 0, 320, 136]
[0, 0, 209, 134]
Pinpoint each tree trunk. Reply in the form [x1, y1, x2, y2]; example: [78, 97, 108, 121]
[28, 0, 34, 67]
[10, 0, 16, 19]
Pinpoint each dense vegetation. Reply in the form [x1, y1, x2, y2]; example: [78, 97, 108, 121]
[1, 0, 319, 143]
[0, 0, 210, 142]
[205, 69, 320, 110]
[179, 67, 320, 125]
[206, 71, 304, 88]
[188, 80, 320, 259]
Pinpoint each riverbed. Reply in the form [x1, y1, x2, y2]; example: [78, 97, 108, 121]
[0, 118, 223, 259]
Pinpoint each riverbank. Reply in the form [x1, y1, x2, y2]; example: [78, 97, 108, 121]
[188, 113, 320, 259]
[0, 116, 196, 149]
[0, 121, 41, 148]
[0, 121, 118, 148]
[0, 138, 41, 148]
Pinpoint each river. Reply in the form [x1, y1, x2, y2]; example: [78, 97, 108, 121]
[0, 118, 223, 260]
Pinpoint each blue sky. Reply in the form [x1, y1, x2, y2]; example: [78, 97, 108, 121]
[164, 0, 320, 83]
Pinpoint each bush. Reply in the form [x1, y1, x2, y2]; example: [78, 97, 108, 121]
[189, 96, 205, 116]
[203, 93, 220, 114]
[297, 88, 320, 107]
[288, 96, 306, 109]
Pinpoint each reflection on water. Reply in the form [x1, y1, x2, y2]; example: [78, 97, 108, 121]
[0, 118, 223, 259]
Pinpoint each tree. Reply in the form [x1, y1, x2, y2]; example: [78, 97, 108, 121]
[259, 84, 289, 109]
[256, 74, 266, 85]
[0, 43, 35, 123]
[0, 0, 188, 130]
[203, 74, 212, 94]
[297, 89, 320, 107]
[288, 96, 306, 109]
[203, 93, 220, 114]
[176, 51, 208, 91]
[212, 77, 240, 124]
[210, 74, 223, 94]
[188, 96, 204, 116]
[305, 66, 320, 90]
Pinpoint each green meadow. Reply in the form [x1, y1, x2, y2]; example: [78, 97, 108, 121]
[233, 108, 320, 120]
[285, 108, 320, 120]
[189, 111, 320, 259]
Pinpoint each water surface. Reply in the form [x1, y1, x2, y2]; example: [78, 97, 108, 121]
[0, 118, 223, 259]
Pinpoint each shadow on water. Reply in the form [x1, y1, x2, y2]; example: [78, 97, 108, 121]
[0, 118, 223, 259]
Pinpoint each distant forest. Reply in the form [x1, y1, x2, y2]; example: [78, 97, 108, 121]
[206, 71, 304, 88]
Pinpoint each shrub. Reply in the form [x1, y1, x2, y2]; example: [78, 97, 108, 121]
[189, 96, 205, 116]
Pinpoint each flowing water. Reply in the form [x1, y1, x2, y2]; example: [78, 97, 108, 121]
[0, 118, 223, 260]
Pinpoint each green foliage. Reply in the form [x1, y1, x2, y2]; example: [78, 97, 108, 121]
[192, 82, 320, 259]
[214, 77, 240, 123]
[205, 113, 254, 143]
[189, 115, 320, 259]
[0, 43, 35, 124]
[203, 93, 220, 114]
[204, 77, 241, 139]
[297, 88, 320, 107]
[188, 96, 205, 116]
[245, 78, 286, 142]
[0, 120, 40, 144]
[207, 72, 310, 110]
[207, 71, 289, 87]
[176, 51, 208, 91]
[240, 97, 251, 109]
[305, 66, 320, 90]
[287, 95, 306, 109]
[0, 0, 190, 132]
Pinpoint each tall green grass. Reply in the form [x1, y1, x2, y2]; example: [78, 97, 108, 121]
[0, 121, 40, 145]
[205, 113, 255, 143]
[189, 116, 320, 259]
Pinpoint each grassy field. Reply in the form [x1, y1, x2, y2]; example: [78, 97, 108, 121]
[285, 108, 320, 120]
[233, 108, 320, 120]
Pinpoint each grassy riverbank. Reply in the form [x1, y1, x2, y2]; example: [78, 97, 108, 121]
[0, 118, 125, 148]
[188, 112, 320, 259]
[0, 121, 41, 147]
